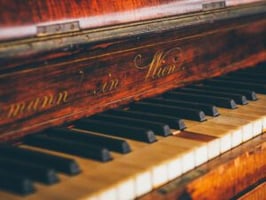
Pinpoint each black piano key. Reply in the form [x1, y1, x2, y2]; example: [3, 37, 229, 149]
[74, 119, 157, 143]
[24, 134, 112, 162]
[243, 64, 266, 73]
[0, 169, 35, 195]
[45, 127, 131, 154]
[245, 67, 266, 73]
[130, 102, 206, 122]
[227, 71, 266, 81]
[107, 109, 186, 130]
[91, 113, 171, 137]
[143, 97, 219, 116]
[188, 84, 257, 101]
[240, 67, 266, 73]
[204, 79, 266, 94]
[0, 144, 81, 175]
[0, 157, 59, 185]
[163, 91, 237, 109]
[178, 87, 248, 105]
[218, 75, 266, 85]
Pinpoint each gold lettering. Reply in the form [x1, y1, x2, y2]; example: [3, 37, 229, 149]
[99, 79, 119, 94]
[145, 51, 164, 80]
[168, 64, 176, 74]
[42, 95, 54, 108]
[6, 90, 68, 118]
[101, 82, 108, 93]
[88, 74, 119, 96]
[109, 79, 119, 90]
[56, 91, 68, 104]
[27, 98, 40, 111]
[8, 102, 25, 118]
[134, 47, 183, 80]
[27, 100, 35, 111]
[156, 67, 164, 77]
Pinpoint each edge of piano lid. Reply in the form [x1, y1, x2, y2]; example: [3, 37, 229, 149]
[0, 0, 264, 42]
[0, 1, 266, 141]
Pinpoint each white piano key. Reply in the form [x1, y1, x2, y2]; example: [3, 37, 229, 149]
[181, 151, 195, 172]
[117, 179, 135, 200]
[219, 109, 263, 139]
[194, 145, 208, 166]
[2, 94, 266, 200]
[163, 136, 208, 166]
[151, 164, 168, 188]
[97, 188, 117, 200]
[207, 138, 220, 159]
[251, 119, 263, 138]
[240, 123, 253, 142]
[231, 128, 242, 147]
[135, 171, 152, 197]
[210, 117, 251, 144]
[185, 125, 232, 154]
[220, 134, 232, 153]
[167, 157, 182, 180]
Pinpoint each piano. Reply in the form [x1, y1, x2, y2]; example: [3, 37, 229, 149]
[0, 0, 265, 199]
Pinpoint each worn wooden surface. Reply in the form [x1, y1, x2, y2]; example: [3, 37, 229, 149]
[0, 15, 265, 142]
[0, 2, 265, 199]
[238, 183, 266, 200]
[0, 0, 204, 28]
[0, 0, 264, 40]
[1, 2, 265, 60]
[0, 0, 262, 28]
[138, 134, 266, 200]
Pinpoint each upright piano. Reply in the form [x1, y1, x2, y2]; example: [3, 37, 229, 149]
[0, 0, 265, 199]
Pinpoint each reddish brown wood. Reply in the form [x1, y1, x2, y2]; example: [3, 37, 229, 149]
[0, 0, 199, 40]
[0, 0, 262, 28]
[138, 134, 266, 200]
[0, 2, 265, 200]
[0, 15, 265, 142]
[0, 0, 264, 40]
[0, 0, 177, 27]
[238, 183, 266, 200]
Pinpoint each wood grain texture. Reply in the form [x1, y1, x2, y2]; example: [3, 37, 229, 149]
[0, 0, 263, 27]
[138, 134, 266, 200]
[0, 15, 265, 142]
[0, 0, 178, 27]
[0, 0, 263, 28]
[238, 183, 266, 200]
[0, 0, 264, 40]
[0, 0, 202, 40]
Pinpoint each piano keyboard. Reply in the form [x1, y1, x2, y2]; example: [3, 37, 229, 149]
[0, 64, 266, 200]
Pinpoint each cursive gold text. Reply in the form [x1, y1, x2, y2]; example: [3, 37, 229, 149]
[134, 47, 184, 80]
[7, 91, 68, 118]
[88, 73, 119, 96]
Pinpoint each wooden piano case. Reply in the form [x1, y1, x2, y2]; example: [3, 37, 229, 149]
[0, 1, 266, 142]
[139, 134, 266, 200]
[0, 0, 265, 199]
